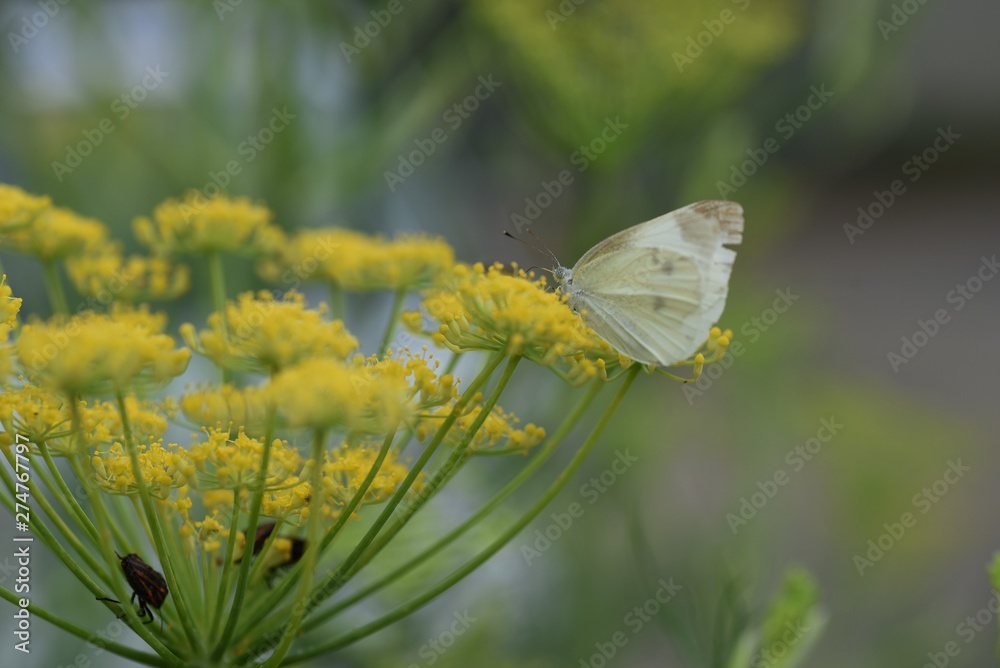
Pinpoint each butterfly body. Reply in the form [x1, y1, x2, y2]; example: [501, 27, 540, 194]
[555, 200, 743, 366]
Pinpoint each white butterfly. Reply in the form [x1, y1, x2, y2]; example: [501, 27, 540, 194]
[553, 200, 744, 367]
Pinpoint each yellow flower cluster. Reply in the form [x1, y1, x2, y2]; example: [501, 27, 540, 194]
[320, 443, 417, 518]
[267, 352, 455, 433]
[66, 245, 190, 302]
[258, 228, 454, 291]
[406, 262, 618, 384]
[0, 276, 21, 337]
[180, 384, 272, 436]
[78, 396, 169, 450]
[0, 184, 51, 233]
[0, 384, 68, 451]
[16, 304, 190, 394]
[2, 206, 108, 261]
[419, 401, 545, 454]
[180, 291, 357, 373]
[91, 440, 195, 499]
[0, 276, 21, 379]
[133, 191, 281, 256]
[188, 428, 301, 491]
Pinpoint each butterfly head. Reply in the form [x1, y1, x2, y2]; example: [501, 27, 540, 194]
[553, 265, 573, 287]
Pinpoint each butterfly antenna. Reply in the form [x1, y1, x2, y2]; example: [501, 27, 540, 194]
[503, 230, 561, 266]
[525, 228, 562, 266]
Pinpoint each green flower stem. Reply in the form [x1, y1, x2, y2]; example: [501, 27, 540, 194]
[239, 424, 400, 632]
[206, 250, 232, 384]
[0, 453, 109, 589]
[324, 355, 523, 585]
[69, 400, 183, 665]
[442, 350, 461, 376]
[158, 499, 204, 629]
[261, 427, 328, 668]
[67, 456, 133, 549]
[0, 585, 168, 667]
[37, 441, 100, 542]
[245, 518, 286, 586]
[378, 288, 407, 356]
[321, 425, 398, 551]
[303, 377, 605, 630]
[40, 258, 69, 315]
[208, 489, 243, 642]
[211, 408, 277, 660]
[236, 352, 505, 655]
[0, 447, 110, 584]
[285, 365, 640, 662]
[115, 392, 202, 653]
[207, 250, 228, 317]
[329, 282, 345, 322]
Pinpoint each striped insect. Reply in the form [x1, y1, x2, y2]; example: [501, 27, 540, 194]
[97, 552, 168, 628]
[234, 522, 306, 585]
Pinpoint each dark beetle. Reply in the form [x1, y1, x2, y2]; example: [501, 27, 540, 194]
[97, 552, 168, 627]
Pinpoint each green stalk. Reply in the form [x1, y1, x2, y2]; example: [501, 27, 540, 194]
[206, 250, 231, 384]
[40, 259, 69, 315]
[283, 365, 640, 662]
[0, 453, 109, 590]
[37, 440, 100, 542]
[304, 377, 604, 630]
[237, 423, 399, 648]
[235, 352, 505, 657]
[0, 447, 110, 584]
[115, 392, 202, 653]
[317, 355, 523, 588]
[207, 250, 228, 318]
[320, 426, 398, 552]
[68, 400, 183, 665]
[208, 489, 243, 642]
[68, 456, 133, 549]
[245, 518, 286, 587]
[378, 288, 407, 356]
[261, 428, 327, 667]
[211, 408, 277, 659]
[0, 586, 168, 667]
[245, 355, 519, 648]
[329, 282, 345, 322]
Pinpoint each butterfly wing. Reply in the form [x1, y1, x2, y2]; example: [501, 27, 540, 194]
[569, 200, 743, 366]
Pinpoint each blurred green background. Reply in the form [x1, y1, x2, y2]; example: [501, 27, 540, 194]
[1, 0, 998, 666]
